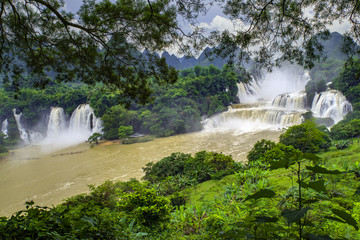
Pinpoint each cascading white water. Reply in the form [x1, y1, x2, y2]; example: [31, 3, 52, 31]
[203, 68, 310, 131]
[70, 104, 93, 133]
[202, 105, 304, 131]
[271, 91, 307, 110]
[311, 90, 353, 123]
[12, 109, 29, 143]
[69, 104, 102, 135]
[237, 77, 261, 103]
[12, 109, 44, 143]
[47, 107, 67, 138]
[1, 119, 8, 138]
[39, 104, 102, 149]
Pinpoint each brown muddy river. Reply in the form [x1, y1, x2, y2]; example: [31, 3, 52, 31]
[0, 129, 281, 216]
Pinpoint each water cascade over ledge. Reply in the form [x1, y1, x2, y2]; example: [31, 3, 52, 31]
[1, 118, 8, 138]
[203, 69, 351, 131]
[47, 107, 67, 138]
[10, 104, 102, 147]
[13, 109, 29, 143]
[311, 90, 353, 124]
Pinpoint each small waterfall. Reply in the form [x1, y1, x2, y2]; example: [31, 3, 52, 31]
[237, 77, 261, 103]
[272, 92, 307, 110]
[311, 90, 352, 123]
[13, 108, 29, 143]
[69, 104, 102, 134]
[1, 119, 8, 138]
[47, 107, 67, 137]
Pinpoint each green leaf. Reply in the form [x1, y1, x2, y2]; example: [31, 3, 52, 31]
[325, 216, 346, 223]
[244, 189, 276, 201]
[306, 165, 342, 174]
[308, 180, 327, 194]
[269, 159, 288, 170]
[331, 208, 359, 230]
[303, 199, 320, 204]
[281, 207, 311, 224]
[354, 187, 360, 196]
[307, 233, 333, 240]
[254, 216, 278, 223]
[303, 153, 322, 162]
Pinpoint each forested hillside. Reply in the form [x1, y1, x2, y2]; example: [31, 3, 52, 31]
[0, 65, 250, 146]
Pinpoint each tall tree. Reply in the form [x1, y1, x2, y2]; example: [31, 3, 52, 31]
[0, 0, 205, 103]
[1, 0, 360, 101]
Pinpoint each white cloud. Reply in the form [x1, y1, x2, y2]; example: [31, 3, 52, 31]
[196, 15, 245, 34]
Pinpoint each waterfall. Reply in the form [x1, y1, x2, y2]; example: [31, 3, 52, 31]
[237, 77, 261, 103]
[69, 104, 102, 135]
[202, 106, 304, 131]
[1, 119, 8, 138]
[47, 107, 67, 138]
[311, 90, 352, 124]
[13, 109, 29, 143]
[271, 91, 307, 110]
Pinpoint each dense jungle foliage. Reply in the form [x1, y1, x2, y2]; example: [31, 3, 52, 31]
[1, 122, 360, 239]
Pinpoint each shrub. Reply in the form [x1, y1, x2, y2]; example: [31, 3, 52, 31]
[330, 119, 360, 140]
[247, 139, 276, 162]
[279, 120, 331, 153]
[118, 125, 134, 139]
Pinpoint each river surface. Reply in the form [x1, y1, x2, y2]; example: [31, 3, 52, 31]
[0, 129, 281, 216]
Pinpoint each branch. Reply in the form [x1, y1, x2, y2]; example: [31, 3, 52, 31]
[30, 0, 96, 33]
[146, 0, 154, 24]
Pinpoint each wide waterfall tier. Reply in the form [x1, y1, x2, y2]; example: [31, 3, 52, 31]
[202, 105, 304, 130]
[1, 119, 8, 138]
[47, 107, 67, 137]
[272, 92, 307, 110]
[311, 90, 352, 123]
[69, 104, 102, 134]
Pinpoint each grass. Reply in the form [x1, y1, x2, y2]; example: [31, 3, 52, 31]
[182, 137, 360, 208]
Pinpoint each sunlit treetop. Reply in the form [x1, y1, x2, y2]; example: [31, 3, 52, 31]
[1, 0, 360, 103]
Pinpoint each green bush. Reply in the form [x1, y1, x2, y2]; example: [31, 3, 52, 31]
[116, 181, 171, 229]
[142, 151, 240, 189]
[118, 126, 133, 139]
[279, 120, 331, 153]
[247, 139, 276, 163]
[330, 119, 360, 140]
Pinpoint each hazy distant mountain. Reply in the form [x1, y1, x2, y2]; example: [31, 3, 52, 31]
[159, 47, 254, 70]
[318, 32, 349, 60]
[145, 32, 355, 72]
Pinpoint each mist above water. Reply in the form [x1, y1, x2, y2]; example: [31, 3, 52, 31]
[258, 68, 309, 101]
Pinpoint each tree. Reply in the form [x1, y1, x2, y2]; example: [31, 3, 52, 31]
[2, 0, 360, 100]
[88, 132, 103, 145]
[279, 120, 331, 153]
[118, 125, 133, 139]
[0, 0, 203, 103]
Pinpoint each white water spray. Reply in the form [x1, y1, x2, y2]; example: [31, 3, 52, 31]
[13, 109, 29, 143]
[1, 119, 8, 138]
[40, 104, 102, 149]
[47, 107, 67, 138]
[311, 90, 353, 123]
[203, 68, 350, 131]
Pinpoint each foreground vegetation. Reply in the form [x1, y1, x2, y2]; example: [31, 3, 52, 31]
[1, 121, 360, 239]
